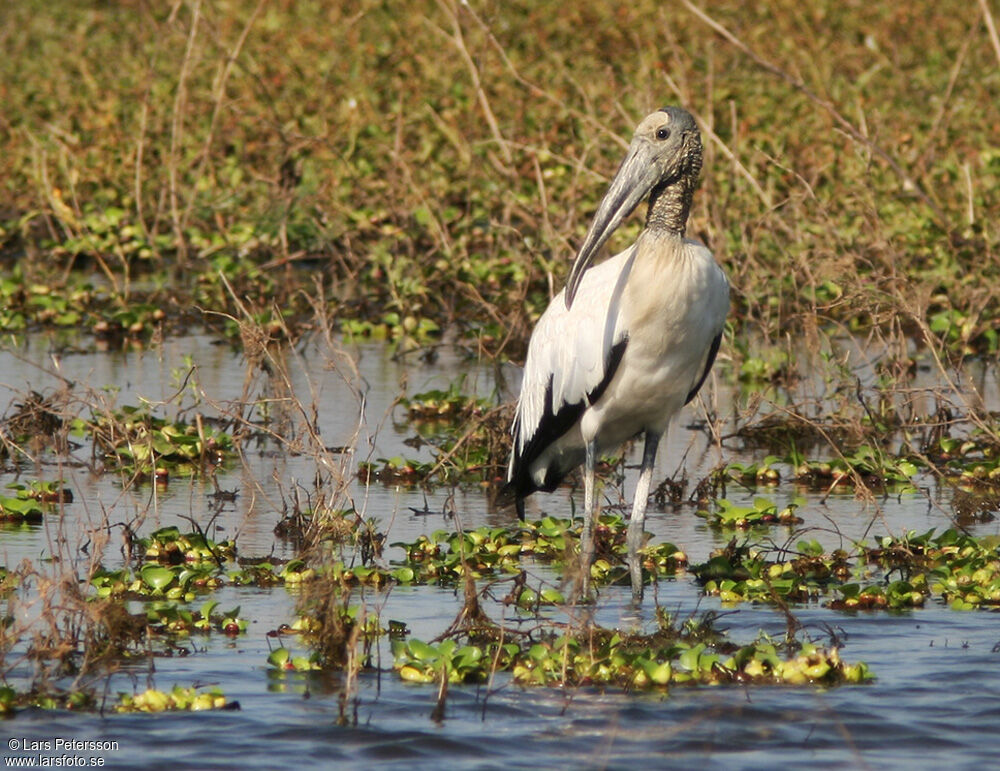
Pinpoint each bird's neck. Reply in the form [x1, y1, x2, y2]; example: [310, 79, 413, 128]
[644, 177, 694, 237]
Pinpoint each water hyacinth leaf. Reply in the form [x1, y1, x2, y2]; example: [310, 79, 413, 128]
[152, 435, 176, 455]
[527, 643, 548, 662]
[200, 600, 219, 619]
[406, 639, 440, 662]
[150, 526, 181, 542]
[454, 646, 482, 669]
[399, 665, 435, 683]
[537, 518, 567, 537]
[177, 569, 201, 587]
[141, 564, 176, 591]
[797, 539, 825, 556]
[391, 566, 415, 583]
[540, 588, 565, 604]
[0, 496, 45, 516]
[679, 644, 704, 673]
[390, 638, 408, 660]
[640, 659, 672, 685]
[186, 532, 209, 550]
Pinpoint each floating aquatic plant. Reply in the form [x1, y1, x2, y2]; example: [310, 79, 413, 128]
[793, 446, 920, 490]
[391, 630, 872, 690]
[0, 480, 71, 523]
[864, 528, 1000, 610]
[266, 646, 321, 672]
[692, 529, 1000, 612]
[0, 685, 95, 714]
[357, 455, 435, 484]
[388, 515, 687, 589]
[115, 686, 230, 713]
[73, 405, 233, 476]
[399, 379, 491, 426]
[697, 496, 804, 530]
[724, 456, 783, 486]
[693, 540, 849, 605]
[144, 600, 248, 637]
[140, 525, 236, 567]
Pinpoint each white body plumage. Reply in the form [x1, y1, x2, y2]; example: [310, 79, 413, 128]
[509, 230, 729, 495]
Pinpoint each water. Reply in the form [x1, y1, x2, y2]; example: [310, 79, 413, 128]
[1, 331, 999, 770]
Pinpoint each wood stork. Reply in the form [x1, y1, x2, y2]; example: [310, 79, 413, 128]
[506, 106, 729, 597]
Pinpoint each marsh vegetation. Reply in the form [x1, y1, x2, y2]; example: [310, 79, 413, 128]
[0, 0, 999, 767]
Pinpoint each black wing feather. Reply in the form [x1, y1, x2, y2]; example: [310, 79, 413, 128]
[506, 337, 628, 514]
[684, 332, 722, 405]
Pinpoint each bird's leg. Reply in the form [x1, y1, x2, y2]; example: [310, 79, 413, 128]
[578, 439, 597, 598]
[627, 430, 661, 600]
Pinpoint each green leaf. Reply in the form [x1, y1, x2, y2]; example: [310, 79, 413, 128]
[678, 644, 703, 672]
[267, 648, 290, 668]
[392, 566, 416, 583]
[540, 587, 565, 604]
[406, 639, 439, 662]
[140, 564, 176, 591]
[199, 600, 219, 619]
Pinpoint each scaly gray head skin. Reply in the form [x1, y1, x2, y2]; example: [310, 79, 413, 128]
[565, 106, 703, 308]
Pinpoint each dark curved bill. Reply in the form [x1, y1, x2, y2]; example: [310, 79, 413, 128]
[564, 142, 660, 309]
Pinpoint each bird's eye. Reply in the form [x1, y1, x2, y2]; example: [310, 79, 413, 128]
[655, 127, 670, 140]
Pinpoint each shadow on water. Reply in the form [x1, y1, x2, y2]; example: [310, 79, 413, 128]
[0, 331, 998, 770]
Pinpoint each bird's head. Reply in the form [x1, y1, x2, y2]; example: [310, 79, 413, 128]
[565, 107, 702, 308]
